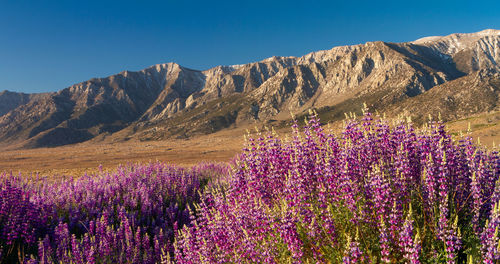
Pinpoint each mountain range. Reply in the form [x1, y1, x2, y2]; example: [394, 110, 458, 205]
[1, 29, 499, 148]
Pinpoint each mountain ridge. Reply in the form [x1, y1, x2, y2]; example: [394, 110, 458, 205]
[1, 29, 499, 148]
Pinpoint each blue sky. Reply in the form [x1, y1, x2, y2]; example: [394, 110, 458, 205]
[1, 0, 499, 93]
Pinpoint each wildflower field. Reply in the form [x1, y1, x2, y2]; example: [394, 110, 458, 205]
[1, 112, 498, 263]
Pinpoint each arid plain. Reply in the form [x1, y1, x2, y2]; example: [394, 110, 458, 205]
[0, 126, 244, 178]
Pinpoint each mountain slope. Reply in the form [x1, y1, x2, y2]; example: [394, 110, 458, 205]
[1, 29, 499, 148]
[0, 90, 49, 117]
[390, 68, 499, 124]
[413, 29, 500, 73]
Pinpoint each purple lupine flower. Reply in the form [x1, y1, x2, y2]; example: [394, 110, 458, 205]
[481, 202, 500, 263]
[399, 205, 420, 264]
[343, 233, 364, 264]
[379, 216, 391, 263]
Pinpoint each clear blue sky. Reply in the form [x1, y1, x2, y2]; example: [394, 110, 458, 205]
[1, 0, 499, 93]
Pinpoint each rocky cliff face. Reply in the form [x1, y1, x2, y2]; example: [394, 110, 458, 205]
[1, 29, 499, 148]
[0, 90, 49, 117]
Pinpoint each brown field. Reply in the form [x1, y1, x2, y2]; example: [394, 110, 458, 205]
[1, 112, 498, 179]
[445, 111, 500, 149]
[0, 128, 246, 178]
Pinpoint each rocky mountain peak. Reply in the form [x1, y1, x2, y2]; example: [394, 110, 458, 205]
[1, 29, 499, 148]
[413, 29, 500, 46]
[412, 29, 499, 74]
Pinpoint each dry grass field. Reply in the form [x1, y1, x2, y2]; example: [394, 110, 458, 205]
[0, 128, 245, 178]
[445, 111, 500, 149]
